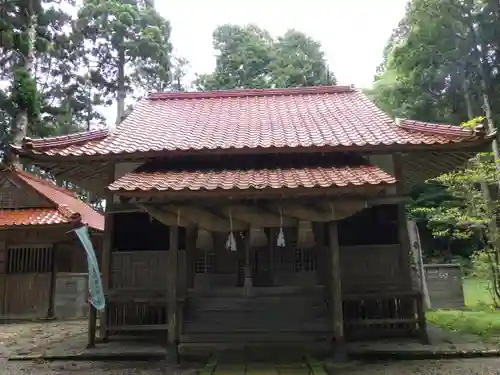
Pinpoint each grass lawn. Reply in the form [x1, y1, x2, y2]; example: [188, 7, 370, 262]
[427, 278, 500, 342]
[462, 278, 494, 307]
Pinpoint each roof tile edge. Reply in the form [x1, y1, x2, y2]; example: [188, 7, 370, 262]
[148, 85, 355, 100]
[21, 128, 109, 150]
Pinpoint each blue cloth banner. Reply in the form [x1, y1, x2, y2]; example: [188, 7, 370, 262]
[74, 226, 106, 311]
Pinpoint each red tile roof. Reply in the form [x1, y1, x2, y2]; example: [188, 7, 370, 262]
[108, 164, 396, 192]
[0, 209, 69, 226]
[0, 166, 104, 230]
[13, 86, 487, 158]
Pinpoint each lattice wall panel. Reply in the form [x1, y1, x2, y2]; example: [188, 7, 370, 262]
[7, 246, 53, 274]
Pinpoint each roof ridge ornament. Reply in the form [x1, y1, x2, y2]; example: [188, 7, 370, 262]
[22, 137, 33, 150]
[474, 124, 486, 135]
[394, 117, 407, 127]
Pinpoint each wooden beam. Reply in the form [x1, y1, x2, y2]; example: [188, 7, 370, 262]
[114, 184, 389, 200]
[328, 221, 345, 356]
[319, 201, 366, 220]
[106, 202, 141, 214]
[268, 202, 335, 222]
[163, 205, 248, 232]
[140, 205, 194, 227]
[221, 204, 296, 227]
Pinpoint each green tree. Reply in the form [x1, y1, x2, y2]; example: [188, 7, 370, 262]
[196, 24, 274, 90]
[1, 0, 42, 165]
[170, 56, 191, 91]
[370, 0, 500, 259]
[196, 24, 335, 90]
[73, 0, 172, 124]
[425, 152, 500, 304]
[270, 29, 335, 88]
[0, 0, 106, 160]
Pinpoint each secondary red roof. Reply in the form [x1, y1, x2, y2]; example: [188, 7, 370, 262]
[0, 209, 69, 227]
[108, 164, 396, 192]
[0, 166, 104, 230]
[13, 86, 486, 158]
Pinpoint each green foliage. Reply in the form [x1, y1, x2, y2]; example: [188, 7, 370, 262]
[427, 309, 500, 341]
[197, 24, 335, 90]
[74, 0, 172, 101]
[463, 277, 495, 307]
[0, 0, 108, 157]
[372, 0, 500, 127]
[375, 0, 500, 261]
[11, 67, 40, 124]
[419, 152, 499, 238]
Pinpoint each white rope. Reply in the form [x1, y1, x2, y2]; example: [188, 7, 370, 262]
[225, 209, 237, 251]
[277, 206, 286, 247]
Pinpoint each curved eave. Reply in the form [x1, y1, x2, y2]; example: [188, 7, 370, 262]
[11, 133, 496, 163]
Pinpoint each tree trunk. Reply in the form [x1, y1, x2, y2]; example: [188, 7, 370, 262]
[7, 12, 37, 167]
[116, 48, 126, 125]
[459, 60, 474, 120]
[468, 10, 499, 158]
[463, 4, 500, 304]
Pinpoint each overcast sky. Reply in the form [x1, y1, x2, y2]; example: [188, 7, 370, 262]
[99, 0, 409, 125]
[155, 0, 409, 89]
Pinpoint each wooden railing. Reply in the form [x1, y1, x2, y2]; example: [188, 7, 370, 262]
[342, 291, 427, 341]
[106, 251, 186, 335]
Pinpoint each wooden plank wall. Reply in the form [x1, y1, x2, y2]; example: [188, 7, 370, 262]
[0, 227, 98, 319]
[340, 244, 405, 293]
[4, 274, 51, 317]
[107, 251, 187, 329]
[182, 286, 330, 343]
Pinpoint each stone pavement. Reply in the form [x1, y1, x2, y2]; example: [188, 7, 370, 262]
[3, 319, 500, 363]
[6, 358, 500, 375]
[0, 320, 87, 357]
[346, 324, 500, 359]
[198, 358, 326, 375]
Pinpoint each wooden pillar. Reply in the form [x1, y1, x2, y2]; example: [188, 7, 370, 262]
[87, 306, 97, 349]
[268, 227, 276, 286]
[243, 232, 252, 296]
[98, 164, 115, 343]
[394, 153, 428, 343]
[46, 243, 57, 319]
[185, 226, 197, 289]
[397, 204, 414, 288]
[328, 221, 345, 355]
[0, 236, 7, 316]
[167, 225, 179, 347]
[393, 153, 413, 289]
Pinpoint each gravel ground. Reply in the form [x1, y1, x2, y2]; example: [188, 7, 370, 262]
[4, 359, 500, 374]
